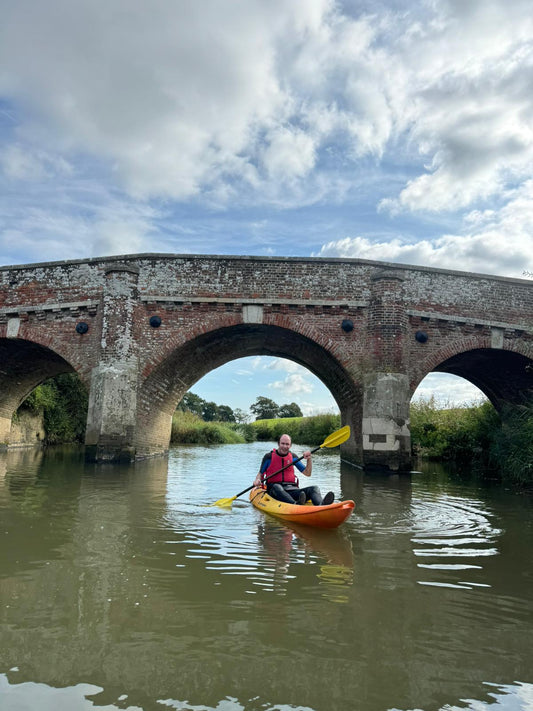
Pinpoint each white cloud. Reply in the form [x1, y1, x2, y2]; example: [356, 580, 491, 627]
[265, 359, 305, 374]
[0, 144, 72, 181]
[0, 0, 532, 270]
[268, 373, 314, 396]
[412, 373, 487, 407]
[315, 179, 533, 277]
[2, 0, 530, 212]
[0, 179, 160, 263]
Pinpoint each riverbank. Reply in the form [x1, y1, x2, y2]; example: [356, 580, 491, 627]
[13, 382, 532, 486]
[170, 411, 341, 446]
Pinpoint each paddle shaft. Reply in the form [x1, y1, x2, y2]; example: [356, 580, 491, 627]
[233, 444, 322, 500]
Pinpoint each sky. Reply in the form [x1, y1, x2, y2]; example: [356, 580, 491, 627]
[1, 0, 532, 415]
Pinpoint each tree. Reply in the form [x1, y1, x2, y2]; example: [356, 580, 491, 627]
[217, 404, 236, 422]
[233, 408, 249, 424]
[202, 401, 220, 422]
[278, 402, 303, 418]
[178, 392, 205, 416]
[250, 396, 279, 420]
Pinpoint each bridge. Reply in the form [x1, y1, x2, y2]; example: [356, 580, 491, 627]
[0, 253, 532, 470]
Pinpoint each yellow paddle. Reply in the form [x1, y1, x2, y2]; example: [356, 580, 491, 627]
[210, 425, 351, 508]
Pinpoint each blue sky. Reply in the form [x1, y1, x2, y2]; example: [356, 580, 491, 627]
[1, 0, 532, 415]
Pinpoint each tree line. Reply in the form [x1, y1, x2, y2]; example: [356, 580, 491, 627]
[177, 392, 303, 422]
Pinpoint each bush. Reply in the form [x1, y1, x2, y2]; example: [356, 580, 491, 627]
[226, 422, 257, 442]
[410, 397, 499, 462]
[18, 373, 88, 444]
[250, 413, 341, 446]
[489, 401, 533, 485]
[171, 411, 246, 444]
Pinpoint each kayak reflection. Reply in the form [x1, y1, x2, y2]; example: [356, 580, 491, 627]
[255, 515, 355, 600]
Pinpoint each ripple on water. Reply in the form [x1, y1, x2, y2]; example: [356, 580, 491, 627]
[408, 493, 501, 590]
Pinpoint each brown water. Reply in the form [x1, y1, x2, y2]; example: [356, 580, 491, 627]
[1, 443, 532, 711]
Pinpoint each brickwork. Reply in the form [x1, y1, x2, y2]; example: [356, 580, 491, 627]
[0, 253, 532, 468]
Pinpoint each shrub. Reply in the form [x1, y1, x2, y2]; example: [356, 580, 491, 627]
[410, 397, 499, 462]
[489, 400, 533, 485]
[250, 413, 341, 446]
[171, 411, 246, 444]
[18, 373, 88, 444]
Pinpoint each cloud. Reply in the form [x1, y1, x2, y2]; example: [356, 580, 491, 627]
[0, 144, 72, 181]
[268, 373, 314, 396]
[412, 373, 487, 407]
[0, 175, 161, 263]
[2, 0, 529, 211]
[1, 0, 533, 269]
[315, 179, 533, 277]
[265, 359, 305, 374]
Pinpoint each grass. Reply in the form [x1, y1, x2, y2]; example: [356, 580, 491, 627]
[411, 396, 533, 487]
[170, 411, 247, 444]
[250, 413, 342, 446]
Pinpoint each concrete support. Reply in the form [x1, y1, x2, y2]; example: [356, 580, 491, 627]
[85, 362, 138, 462]
[85, 263, 140, 462]
[338, 402, 364, 469]
[0, 414, 12, 449]
[362, 372, 412, 472]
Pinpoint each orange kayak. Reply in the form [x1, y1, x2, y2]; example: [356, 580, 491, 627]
[249, 486, 354, 529]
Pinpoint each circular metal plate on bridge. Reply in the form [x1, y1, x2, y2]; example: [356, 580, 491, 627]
[341, 319, 354, 332]
[75, 322, 89, 334]
[149, 315, 162, 328]
[415, 330, 428, 343]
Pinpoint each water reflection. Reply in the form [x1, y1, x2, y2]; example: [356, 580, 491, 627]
[1, 444, 532, 711]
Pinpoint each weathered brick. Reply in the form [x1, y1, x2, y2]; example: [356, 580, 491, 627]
[0, 254, 531, 469]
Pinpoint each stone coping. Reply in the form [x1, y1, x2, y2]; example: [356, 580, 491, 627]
[140, 295, 368, 308]
[408, 309, 533, 333]
[0, 300, 99, 315]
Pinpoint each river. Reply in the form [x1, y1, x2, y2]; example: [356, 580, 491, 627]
[1, 442, 532, 711]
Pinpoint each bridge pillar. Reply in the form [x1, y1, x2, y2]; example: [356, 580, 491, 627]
[362, 372, 412, 472]
[362, 270, 412, 471]
[0, 414, 12, 448]
[85, 264, 140, 462]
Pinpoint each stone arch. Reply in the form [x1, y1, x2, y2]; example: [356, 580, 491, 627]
[410, 336, 533, 410]
[134, 322, 359, 458]
[0, 337, 80, 444]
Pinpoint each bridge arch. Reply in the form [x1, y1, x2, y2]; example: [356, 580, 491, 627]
[0, 337, 81, 444]
[134, 322, 360, 458]
[411, 337, 533, 411]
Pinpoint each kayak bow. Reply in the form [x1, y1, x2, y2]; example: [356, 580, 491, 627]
[249, 486, 354, 529]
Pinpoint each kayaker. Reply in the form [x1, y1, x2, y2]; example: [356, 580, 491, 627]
[253, 433, 334, 506]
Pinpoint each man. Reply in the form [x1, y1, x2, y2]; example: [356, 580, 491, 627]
[253, 433, 334, 506]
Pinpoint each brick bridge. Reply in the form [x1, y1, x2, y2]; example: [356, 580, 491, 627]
[0, 254, 532, 470]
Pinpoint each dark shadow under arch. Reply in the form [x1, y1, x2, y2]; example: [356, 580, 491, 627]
[0, 338, 76, 416]
[433, 348, 533, 411]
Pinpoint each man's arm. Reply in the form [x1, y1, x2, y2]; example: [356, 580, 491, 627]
[253, 453, 271, 486]
[295, 451, 312, 477]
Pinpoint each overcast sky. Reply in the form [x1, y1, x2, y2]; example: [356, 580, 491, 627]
[1, 0, 531, 414]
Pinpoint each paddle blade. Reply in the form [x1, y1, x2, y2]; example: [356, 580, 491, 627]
[209, 495, 238, 508]
[321, 425, 351, 449]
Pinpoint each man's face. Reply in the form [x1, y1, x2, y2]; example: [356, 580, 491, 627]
[278, 436, 291, 454]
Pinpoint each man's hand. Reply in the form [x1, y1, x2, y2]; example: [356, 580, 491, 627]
[302, 451, 313, 476]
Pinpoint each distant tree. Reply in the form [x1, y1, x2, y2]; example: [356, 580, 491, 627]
[178, 392, 205, 416]
[202, 401, 220, 422]
[250, 396, 279, 420]
[278, 402, 303, 418]
[233, 408, 250, 424]
[217, 404, 236, 422]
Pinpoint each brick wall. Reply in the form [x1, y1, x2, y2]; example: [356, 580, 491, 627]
[0, 253, 532, 462]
